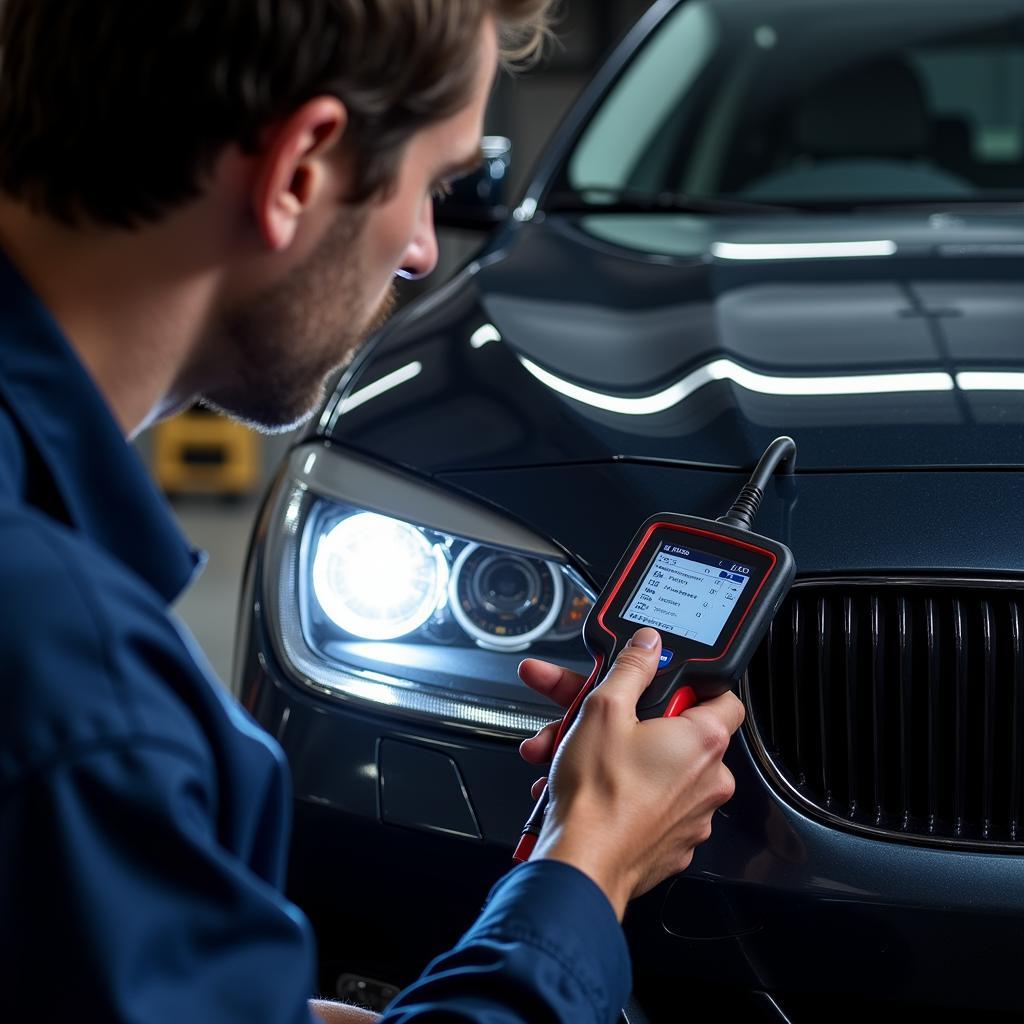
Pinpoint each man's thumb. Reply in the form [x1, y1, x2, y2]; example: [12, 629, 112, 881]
[598, 627, 662, 704]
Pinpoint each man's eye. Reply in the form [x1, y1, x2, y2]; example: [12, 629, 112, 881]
[431, 180, 454, 202]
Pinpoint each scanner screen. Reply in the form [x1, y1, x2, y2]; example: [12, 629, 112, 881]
[622, 543, 752, 646]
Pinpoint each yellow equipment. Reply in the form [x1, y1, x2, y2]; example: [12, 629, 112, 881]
[153, 407, 261, 498]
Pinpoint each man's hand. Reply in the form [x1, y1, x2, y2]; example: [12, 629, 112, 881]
[518, 627, 744, 920]
[309, 1000, 379, 1023]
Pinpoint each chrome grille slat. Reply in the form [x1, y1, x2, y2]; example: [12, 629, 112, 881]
[870, 596, 884, 826]
[1011, 603, 1023, 841]
[765, 619, 778, 754]
[982, 601, 996, 841]
[817, 597, 832, 808]
[843, 596, 858, 818]
[925, 598, 940, 834]
[953, 599, 968, 839]
[791, 600, 806, 787]
[898, 596, 912, 831]
[747, 578, 1024, 851]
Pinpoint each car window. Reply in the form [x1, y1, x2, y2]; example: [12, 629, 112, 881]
[567, 2, 719, 193]
[563, 0, 1024, 208]
[912, 47, 1024, 175]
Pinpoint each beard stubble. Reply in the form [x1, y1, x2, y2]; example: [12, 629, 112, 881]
[203, 202, 397, 434]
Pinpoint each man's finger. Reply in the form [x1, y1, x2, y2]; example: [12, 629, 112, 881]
[518, 658, 588, 709]
[680, 690, 746, 737]
[590, 628, 662, 707]
[530, 776, 547, 800]
[519, 720, 560, 765]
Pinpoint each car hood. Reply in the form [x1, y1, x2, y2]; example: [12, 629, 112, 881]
[321, 210, 1024, 473]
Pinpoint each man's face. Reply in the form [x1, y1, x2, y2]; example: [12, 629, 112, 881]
[205, 21, 499, 433]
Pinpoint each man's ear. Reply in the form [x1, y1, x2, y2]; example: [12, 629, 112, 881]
[251, 96, 349, 252]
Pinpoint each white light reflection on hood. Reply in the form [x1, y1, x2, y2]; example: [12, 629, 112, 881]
[470, 324, 502, 349]
[519, 356, 953, 416]
[711, 240, 897, 261]
[339, 361, 422, 415]
[956, 372, 1024, 391]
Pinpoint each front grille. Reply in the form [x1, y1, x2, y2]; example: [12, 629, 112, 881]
[744, 578, 1024, 850]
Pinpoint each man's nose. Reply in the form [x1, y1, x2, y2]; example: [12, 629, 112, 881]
[396, 198, 439, 281]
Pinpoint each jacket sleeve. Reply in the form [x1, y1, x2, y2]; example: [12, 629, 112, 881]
[0, 738, 319, 1024]
[381, 860, 632, 1024]
[1, 734, 630, 1024]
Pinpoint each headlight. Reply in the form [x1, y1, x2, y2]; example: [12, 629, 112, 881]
[449, 544, 563, 649]
[264, 445, 595, 736]
[312, 513, 450, 641]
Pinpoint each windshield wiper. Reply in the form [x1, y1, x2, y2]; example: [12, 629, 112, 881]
[847, 197, 1024, 213]
[545, 186, 801, 215]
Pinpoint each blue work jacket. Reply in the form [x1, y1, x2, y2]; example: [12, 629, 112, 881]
[0, 250, 631, 1022]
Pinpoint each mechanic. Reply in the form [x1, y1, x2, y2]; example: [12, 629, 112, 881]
[0, 2, 744, 1022]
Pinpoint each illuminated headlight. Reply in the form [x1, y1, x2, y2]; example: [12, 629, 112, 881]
[312, 513, 449, 641]
[265, 446, 596, 736]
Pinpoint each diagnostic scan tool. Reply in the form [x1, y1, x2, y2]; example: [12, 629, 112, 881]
[593, 514, 791, 716]
[514, 436, 798, 862]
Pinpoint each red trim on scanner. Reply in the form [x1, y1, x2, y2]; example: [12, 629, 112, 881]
[664, 686, 698, 718]
[513, 830, 537, 862]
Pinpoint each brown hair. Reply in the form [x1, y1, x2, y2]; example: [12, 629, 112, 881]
[0, 0, 554, 227]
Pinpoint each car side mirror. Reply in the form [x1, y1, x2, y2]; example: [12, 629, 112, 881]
[434, 136, 512, 231]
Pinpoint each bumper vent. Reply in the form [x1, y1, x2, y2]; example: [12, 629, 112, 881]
[744, 579, 1024, 850]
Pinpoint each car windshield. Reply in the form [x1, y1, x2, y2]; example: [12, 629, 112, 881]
[558, 0, 1024, 210]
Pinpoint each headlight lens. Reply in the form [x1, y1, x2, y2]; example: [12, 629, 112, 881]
[312, 513, 450, 641]
[265, 446, 596, 736]
[449, 544, 563, 649]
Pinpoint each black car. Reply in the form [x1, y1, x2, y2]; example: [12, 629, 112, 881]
[235, 0, 1024, 1019]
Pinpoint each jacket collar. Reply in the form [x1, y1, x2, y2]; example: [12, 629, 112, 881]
[0, 248, 203, 604]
